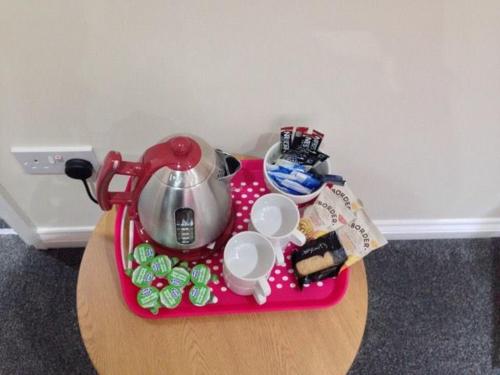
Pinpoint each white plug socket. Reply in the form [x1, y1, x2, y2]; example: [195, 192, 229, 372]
[11, 146, 99, 175]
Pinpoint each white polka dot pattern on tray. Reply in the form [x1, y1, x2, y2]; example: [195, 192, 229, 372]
[122, 165, 344, 317]
[205, 172, 307, 298]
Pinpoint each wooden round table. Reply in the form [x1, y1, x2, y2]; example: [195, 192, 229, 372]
[77, 211, 368, 375]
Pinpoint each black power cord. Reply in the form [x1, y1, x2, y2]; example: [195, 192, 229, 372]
[65, 158, 98, 204]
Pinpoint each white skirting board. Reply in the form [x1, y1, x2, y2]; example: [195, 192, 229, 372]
[36, 226, 96, 248]
[0, 228, 17, 236]
[17, 218, 500, 248]
[376, 218, 500, 240]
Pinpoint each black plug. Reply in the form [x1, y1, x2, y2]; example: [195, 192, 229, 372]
[65, 158, 98, 204]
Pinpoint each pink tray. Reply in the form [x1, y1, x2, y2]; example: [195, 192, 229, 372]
[114, 159, 350, 319]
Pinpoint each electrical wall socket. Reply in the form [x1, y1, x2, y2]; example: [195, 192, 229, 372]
[11, 146, 99, 175]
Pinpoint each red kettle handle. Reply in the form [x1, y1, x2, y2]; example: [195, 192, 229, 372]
[96, 151, 144, 211]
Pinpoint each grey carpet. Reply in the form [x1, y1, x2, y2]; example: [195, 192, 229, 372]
[0, 235, 96, 375]
[0, 235, 498, 374]
[349, 238, 500, 375]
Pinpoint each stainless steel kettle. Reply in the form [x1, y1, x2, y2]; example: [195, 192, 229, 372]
[96, 135, 241, 257]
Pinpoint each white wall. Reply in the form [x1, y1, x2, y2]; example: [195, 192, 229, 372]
[1, 1, 500, 242]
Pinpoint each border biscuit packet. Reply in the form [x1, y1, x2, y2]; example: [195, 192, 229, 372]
[336, 209, 387, 268]
[299, 187, 356, 240]
[330, 184, 364, 213]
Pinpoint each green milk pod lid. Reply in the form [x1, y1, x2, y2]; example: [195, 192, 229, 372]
[159, 285, 182, 309]
[167, 267, 190, 288]
[137, 286, 160, 308]
[189, 285, 212, 307]
[150, 255, 172, 278]
[190, 264, 211, 286]
[131, 265, 155, 288]
[132, 243, 155, 265]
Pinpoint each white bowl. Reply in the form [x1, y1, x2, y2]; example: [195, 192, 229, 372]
[263, 142, 331, 205]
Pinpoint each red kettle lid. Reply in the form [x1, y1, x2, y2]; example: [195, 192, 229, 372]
[165, 136, 202, 170]
[143, 135, 215, 187]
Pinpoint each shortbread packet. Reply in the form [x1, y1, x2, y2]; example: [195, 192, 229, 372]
[291, 232, 347, 289]
[336, 209, 387, 268]
[329, 184, 363, 213]
[299, 187, 356, 240]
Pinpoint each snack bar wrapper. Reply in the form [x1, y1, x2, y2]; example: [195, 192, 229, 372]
[336, 209, 388, 269]
[299, 187, 356, 240]
[292, 232, 347, 289]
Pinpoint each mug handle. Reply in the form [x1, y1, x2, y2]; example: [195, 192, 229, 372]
[253, 278, 271, 305]
[290, 229, 306, 247]
[272, 242, 286, 266]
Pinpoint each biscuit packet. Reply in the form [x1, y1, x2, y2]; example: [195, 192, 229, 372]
[336, 209, 387, 268]
[329, 184, 364, 213]
[291, 232, 347, 289]
[299, 187, 356, 240]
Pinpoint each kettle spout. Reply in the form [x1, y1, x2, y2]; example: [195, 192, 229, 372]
[215, 149, 241, 181]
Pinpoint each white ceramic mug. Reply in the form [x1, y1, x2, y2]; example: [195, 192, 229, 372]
[223, 231, 275, 305]
[250, 193, 306, 266]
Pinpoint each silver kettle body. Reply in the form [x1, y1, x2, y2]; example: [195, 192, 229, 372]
[97, 134, 241, 255]
[136, 136, 240, 251]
